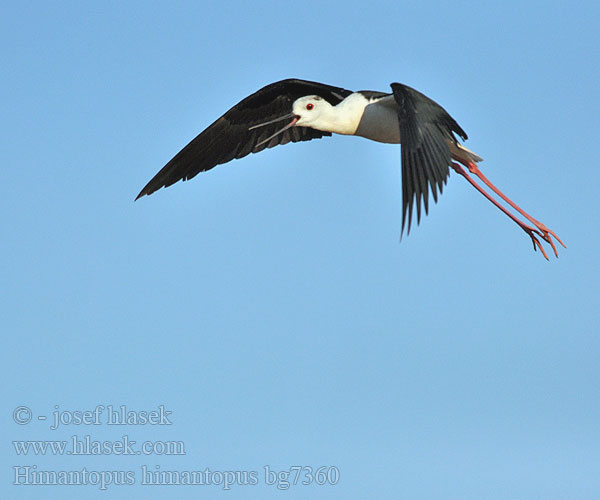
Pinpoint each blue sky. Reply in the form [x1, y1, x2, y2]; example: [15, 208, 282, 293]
[2, 1, 599, 499]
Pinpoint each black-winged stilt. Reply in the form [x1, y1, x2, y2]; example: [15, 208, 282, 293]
[136, 79, 564, 259]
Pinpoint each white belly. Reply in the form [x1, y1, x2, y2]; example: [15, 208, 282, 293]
[354, 100, 401, 144]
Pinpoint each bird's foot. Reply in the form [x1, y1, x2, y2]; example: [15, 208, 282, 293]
[531, 221, 566, 258]
[520, 225, 551, 260]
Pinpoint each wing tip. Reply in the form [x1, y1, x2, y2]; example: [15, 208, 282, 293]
[135, 180, 160, 201]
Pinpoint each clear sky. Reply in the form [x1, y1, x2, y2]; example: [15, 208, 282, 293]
[2, 1, 599, 499]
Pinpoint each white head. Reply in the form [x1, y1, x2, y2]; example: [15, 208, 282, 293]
[291, 95, 333, 129]
[251, 94, 339, 148]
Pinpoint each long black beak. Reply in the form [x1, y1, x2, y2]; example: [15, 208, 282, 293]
[248, 112, 297, 130]
[253, 114, 300, 147]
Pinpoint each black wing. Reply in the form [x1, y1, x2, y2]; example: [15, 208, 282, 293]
[391, 83, 468, 236]
[136, 79, 353, 199]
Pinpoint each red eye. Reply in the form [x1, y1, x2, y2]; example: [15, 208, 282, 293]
[306, 103, 314, 110]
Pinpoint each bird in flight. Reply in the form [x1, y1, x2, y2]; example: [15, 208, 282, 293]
[136, 78, 564, 259]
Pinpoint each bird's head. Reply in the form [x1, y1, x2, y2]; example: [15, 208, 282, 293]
[292, 95, 332, 128]
[250, 95, 335, 148]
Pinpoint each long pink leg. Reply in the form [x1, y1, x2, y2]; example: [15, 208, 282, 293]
[450, 161, 553, 259]
[458, 158, 566, 254]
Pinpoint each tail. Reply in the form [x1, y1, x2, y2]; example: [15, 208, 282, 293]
[450, 142, 483, 164]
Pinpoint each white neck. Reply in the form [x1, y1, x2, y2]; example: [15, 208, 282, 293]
[312, 94, 369, 136]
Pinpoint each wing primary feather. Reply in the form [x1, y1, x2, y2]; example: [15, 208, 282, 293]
[420, 138, 438, 204]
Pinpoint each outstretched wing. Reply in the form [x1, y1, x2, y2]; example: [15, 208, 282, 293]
[136, 79, 353, 199]
[391, 83, 468, 235]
